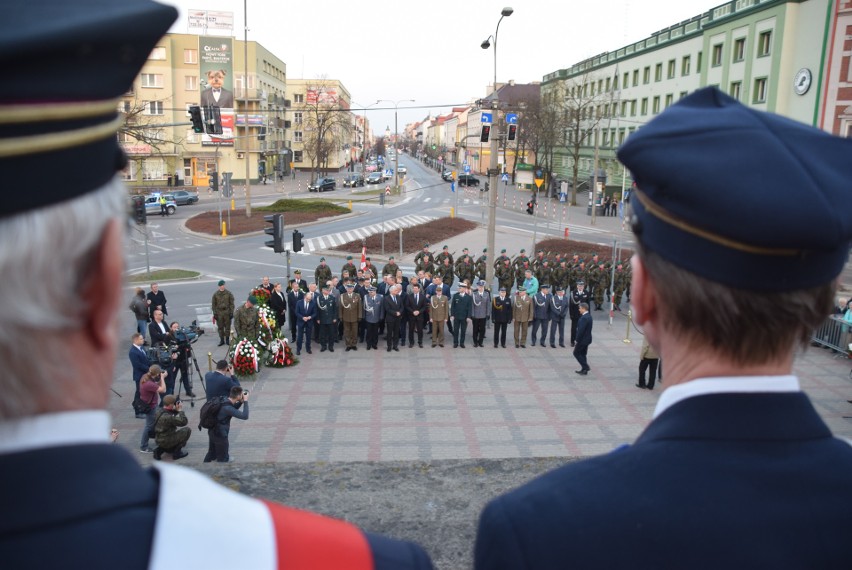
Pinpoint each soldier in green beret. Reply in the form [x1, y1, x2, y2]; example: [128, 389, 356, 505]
[211, 280, 235, 346]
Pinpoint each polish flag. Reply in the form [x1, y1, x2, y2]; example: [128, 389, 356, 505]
[359, 245, 367, 270]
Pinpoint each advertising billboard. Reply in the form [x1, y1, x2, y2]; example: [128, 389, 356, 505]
[199, 36, 234, 146]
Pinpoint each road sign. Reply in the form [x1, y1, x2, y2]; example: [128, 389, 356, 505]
[462, 160, 468, 167]
[464, 165, 471, 174]
[501, 173, 509, 183]
[481, 112, 493, 123]
[559, 192, 567, 203]
[506, 113, 518, 124]
[222, 171, 233, 197]
[534, 178, 544, 189]
[385, 186, 390, 195]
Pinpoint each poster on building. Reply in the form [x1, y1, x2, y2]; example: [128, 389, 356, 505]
[199, 36, 234, 146]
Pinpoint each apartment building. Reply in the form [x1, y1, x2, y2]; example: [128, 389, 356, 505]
[285, 78, 353, 173]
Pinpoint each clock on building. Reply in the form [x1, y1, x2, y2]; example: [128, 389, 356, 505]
[793, 68, 812, 96]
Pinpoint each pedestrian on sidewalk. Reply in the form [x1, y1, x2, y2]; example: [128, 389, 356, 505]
[573, 302, 592, 375]
[636, 337, 659, 390]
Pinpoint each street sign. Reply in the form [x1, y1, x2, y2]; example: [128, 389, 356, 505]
[462, 161, 468, 167]
[534, 178, 544, 189]
[481, 112, 493, 123]
[501, 173, 509, 183]
[385, 186, 390, 195]
[464, 165, 471, 174]
[222, 171, 233, 197]
[559, 192, 567, 203]
[506, 113, 518, 124]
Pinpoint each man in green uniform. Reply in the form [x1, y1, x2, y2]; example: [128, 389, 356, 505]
[457, 254, 475, 286]
[475, 248, 488, 281]
[494, 248, 509, 270]
[314, 257, 332, 286]
[416, 253, 435, 276]
[413, 243, 432, 266]
[233, 296, 259, 341]
[211, 280, 235, 346]
[435, 245, 454, 266]
[496, 259, 514, 293]
[341, 255, 358, 280]
[382, 256, 399, 277]
[438, 257, 455, 286]
[152, 394, 190, 460]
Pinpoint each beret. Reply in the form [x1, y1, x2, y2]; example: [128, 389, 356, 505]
[217, 280, 226, 286]
[618, 87, 852, 291]
[0, 0, 177, 219]
[247, 296, 258, 305]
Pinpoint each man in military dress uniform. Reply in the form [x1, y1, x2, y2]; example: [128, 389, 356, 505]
[381, 255, 399, 278]
[429, 286, 449, 347]
[314, 257, 332, 286]
[316, 285, 338, 352]
[512, 288, 533, 348]
[363, 286, 384, 350]
[338, 282, 362, 351]
[450, 283, 473, 348]
[569, 280, 590, 346]
[491, 286, 512, 348]
[531, 284, 552, 347]
[549, 286, 569, 348]
[470, 280, 491, 347]
[211, 280, 235, 346]
[292, 269, 308, 292]
[0, 3, 434, 568]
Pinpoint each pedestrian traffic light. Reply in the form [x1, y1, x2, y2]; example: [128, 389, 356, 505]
[526, 200, 535, 215]
[131, 195, 147, 225]
[480, 125, 491, 143]
[507, 124, 517, 141]
[209, 171, 219, 192]
[264, 214, 284, 253]
[292, 230, 303, 252]
[189, 106, 204, 133]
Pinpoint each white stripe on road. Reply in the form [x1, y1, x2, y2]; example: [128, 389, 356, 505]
[344, 231, 355, 242]
[423, 197, 432, 203]
[316, 236, 327, 249]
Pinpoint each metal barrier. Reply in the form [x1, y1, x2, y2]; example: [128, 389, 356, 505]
[811, 314, 852, 356]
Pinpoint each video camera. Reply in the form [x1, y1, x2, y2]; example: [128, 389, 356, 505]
[171, 322, 205, 347]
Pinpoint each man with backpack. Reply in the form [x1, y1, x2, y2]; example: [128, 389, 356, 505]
[202, 386, 249, 463]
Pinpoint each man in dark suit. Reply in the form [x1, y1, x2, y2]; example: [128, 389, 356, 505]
[286, 280, 303, 342]
[147, 309, 169, 346]
[405, 282, 427, 348]
[382, 284, 403, 352]
[0, 2, 434, 568]
[199, 68, 234, 108]
[129, 333, 150, 417]
[145, 282, 167, 320]
[295, 291, 317, 355]
[475, 87, 852, 569]
[572, 302, 592, 374]
[204, 359, 240, 401]
[269, 282, 287, 333]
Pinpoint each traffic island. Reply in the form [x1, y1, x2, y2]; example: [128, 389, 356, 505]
[184, 199, 350, 236]
[127, 269, 200, 283]
[328, 217, 477, 255]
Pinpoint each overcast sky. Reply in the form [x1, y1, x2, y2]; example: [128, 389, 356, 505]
[166, 0, 722, 136]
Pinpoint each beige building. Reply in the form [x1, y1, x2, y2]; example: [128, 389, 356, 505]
[285, 78, 353, 173]
[121, 33, 288, 189]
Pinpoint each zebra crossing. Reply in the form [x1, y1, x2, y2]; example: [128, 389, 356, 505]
[272, 214, 436, 253]
[420, 197, 481, 205]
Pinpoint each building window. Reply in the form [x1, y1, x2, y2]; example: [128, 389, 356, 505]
[733, 38, 745, 62]
[149, 47, 166, 60]
[696, 52, 702, 72]
[655, 63, 663, 82]
[712, 44, 723, 67]
[294, 131, 303, 143]
[630, 100, 637, 116]
[643, 66, 650, 84]
[119, 100, 131, 114]
[294, 111, 303, 124]
[143, 129, 165, 141]
[184, 49, 197, 64]
[122, 161, 137, 181]
[624, 72, 630, 89]
[618, 129, 625, 145]
[185, 76, 197, 90]
[142, 158, 165, 180]
[293, 150, 303, 163]
[758, 31, 772, 56]
[641, 98, 648, 115]
[140, 73, 163, 88]
[632, 70, 639, 87]
[652, 96, 661, 114]
[665, 94, 673, 108]
[730, 81, 742, 100]
[680, 90, 689, 99]
[667, 59, 676, 79]
[753, 77, 767, 103]
[613, 75, 619, 90]
[605, 77, 611, 92]
[294, 94, 304, 103]
[145, 101, 163, 115]
[682, 55, 691, 76]
[620, 101, 628, 117]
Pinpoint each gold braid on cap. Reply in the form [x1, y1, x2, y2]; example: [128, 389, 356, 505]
[0, 99, 123, 158]
[632, 188, 801, 256]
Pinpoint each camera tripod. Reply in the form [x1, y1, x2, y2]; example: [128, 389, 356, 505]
[172, 343, 207, 408]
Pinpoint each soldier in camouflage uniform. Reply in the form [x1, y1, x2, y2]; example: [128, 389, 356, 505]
[435, 245, 454, 267]
[494, 248, 510, 270]
[416, 254, 435, 276]
[515, 261, 531, 290]
[413, 243, 432, 266]
[314, 257, 332, 286]
[531, 250, 547, 272]
[382, 256, 399, 278]
[512, 249, 529, 272]
[475, 248, 488, 282]
[535, 260, 552, 288]
[586, 263, 602, 310]
[612, 261, 627, 310]
[456, 255, 475, 286]
[594, 262, 610, 310]
[551, 260, 569, 293]
[496, 259, 514, 293]
[233, 296, 259, 341]
[211, 280, 235, 346]
[341, 255, 358, 280]
[438, 258, 455, 286]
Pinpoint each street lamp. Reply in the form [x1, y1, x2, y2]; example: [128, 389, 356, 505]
[377, 98, 415, 192]
[481, 6, 513, 289]
[353, 100, 379, 172]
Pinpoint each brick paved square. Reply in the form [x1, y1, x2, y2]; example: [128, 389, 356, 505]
[327, 447, 370, 462]
[284, 427, 326, 442]
[382, 408, 420, 423]
[475, 425, 514, 443]
[425, 408, 461, 423]
[382, 427, 419, 442]
[519, 425, 560, 441]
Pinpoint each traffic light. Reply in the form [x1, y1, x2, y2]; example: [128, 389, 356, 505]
[292, 230, 303, 252]
[209, 171, 219, 192]
[203, 105, 223, 135]
[264, 214, 284, 253]
[131, 195, 147, 225]
[526, 200, 535, 215]
[480, 125, 491, 143]
[507, 124, 517, 141]
[189, 106, 204, 133]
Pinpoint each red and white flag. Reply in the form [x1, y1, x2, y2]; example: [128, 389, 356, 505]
[359, 245, 367, 270]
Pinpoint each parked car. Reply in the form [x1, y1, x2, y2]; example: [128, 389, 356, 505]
[166, 190, 199, 205]
[457, 174, 480, 187]
[397, 164, 407, 174]
[441, 170, 454, 182]
[308, 177, 336, 192]
[366, 172, 384, 184]
[343, 174, 365, 188]
[136, 194, 177, 216]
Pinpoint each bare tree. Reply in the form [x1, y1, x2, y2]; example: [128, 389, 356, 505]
[300, 78, 352, 181]
[119, 95, 185, 185]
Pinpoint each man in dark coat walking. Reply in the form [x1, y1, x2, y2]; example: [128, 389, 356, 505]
[573, 302, 592, 375]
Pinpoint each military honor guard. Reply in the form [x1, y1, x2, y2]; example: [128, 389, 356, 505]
[491, 287, 512, 348]
[338, 282, 362, 351]
[470, 280, 491, 347]
[549, 287, 569, 348]
[530, 284, 552, 347]
[314, 257, 332, 285]
[429, 286, 449, 347]
[381, 255, 399, 277]
[233, 296, 259, 341]
[211, 280, 235, 346]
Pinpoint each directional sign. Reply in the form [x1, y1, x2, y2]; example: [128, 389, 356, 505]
[481, 112, 493, 123]
[501, 173, 509, 183]
[534, 178, 544, 189]
[506, 113, 518, 124]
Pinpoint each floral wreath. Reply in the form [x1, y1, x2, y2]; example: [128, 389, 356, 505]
[232, 338, 260, 377]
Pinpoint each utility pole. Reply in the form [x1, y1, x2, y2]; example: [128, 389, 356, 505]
[243, 0, 252, 217]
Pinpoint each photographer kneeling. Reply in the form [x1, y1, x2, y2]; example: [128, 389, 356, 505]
[153, 395, 191, 461]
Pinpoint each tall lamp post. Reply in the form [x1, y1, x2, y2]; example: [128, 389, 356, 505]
[353, 101, 379, 171]
[481, 7, 513, 289]
[377, 99, 415, 192]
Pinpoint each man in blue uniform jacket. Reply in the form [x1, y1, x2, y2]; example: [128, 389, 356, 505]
[474, 87, 852, 569]
[0, 3, 433, 569]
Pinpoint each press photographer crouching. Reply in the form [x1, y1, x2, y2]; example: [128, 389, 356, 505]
[152, 395, 191, 461]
